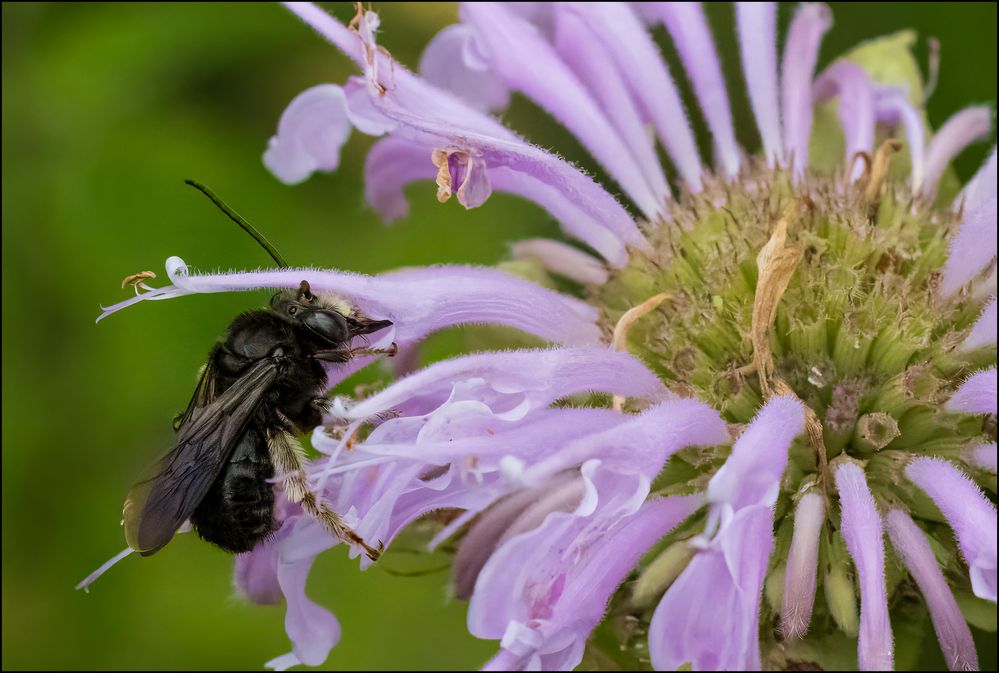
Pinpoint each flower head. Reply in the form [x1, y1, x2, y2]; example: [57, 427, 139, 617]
[92, 2, 996, 670]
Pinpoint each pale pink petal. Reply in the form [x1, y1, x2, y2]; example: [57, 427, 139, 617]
[781, 491, 825, 639]
[509, 239, 609, 285]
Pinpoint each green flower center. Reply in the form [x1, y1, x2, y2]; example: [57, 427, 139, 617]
[596, 164, 990, 473]
[587, 163, 995, 668]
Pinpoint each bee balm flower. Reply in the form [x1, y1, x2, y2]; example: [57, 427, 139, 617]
[96, 2, 995, 670]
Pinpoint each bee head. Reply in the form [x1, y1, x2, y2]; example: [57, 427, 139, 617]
[270, 280, 392, 345]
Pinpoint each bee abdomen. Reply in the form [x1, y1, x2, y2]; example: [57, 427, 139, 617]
[191, 425, 276, 554]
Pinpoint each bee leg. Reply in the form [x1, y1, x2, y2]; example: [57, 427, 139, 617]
[349, 342, 399, 358]
[265, 429, 382, 561]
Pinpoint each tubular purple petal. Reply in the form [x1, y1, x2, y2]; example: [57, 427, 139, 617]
[781, 491, 825, 640]
[552, 5, 671, 206]
[922, 107, 993, 198]
[813, 61, 876, 180]
[419, 24, 510, 113]
[656, 2, 742, 178]
[468, 460, 701, 671]
[235, 544, 283, 605]
[453, 473, 581, 600]
[362, 138, 631, 265]
[966, 443, 997, 473]
[736, 2, 783, 167]
[263, 84, 354, 185]
[280, 2, 647, 259]
[650, 504, 773, 670]
[283, 1, 363, 65]
[960, 297, 997, 351]
[561, 2, 703, 192]
[781, 3, 832, 179]
[459, 2, 662, 218]
[834, 461, 893, 671]
[650, 396, 805, 670]
[100, 257, 602, 347]
[907, 457, 998, 602]
[510, 238, 609, 286]
[875, 86, 927, 190]
[363, 136, 430, 223]
[942, 147, 997, 297]
[947, 367, 998, 415]
[707, 395, 805, 513]
[886, 509, 979, 671]
[336, 348, 667, 424]
[523, 397, 728, 482]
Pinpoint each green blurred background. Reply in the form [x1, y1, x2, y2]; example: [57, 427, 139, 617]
[2, 2, 995, 670]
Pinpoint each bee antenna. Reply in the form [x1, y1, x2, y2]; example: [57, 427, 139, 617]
[184, 179, 289, 269]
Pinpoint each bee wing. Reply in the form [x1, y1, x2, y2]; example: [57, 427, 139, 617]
[173, 347, 221, 431]
[124, 357, 279, 555]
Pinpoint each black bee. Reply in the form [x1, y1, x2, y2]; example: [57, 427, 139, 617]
[122, 182, 393, 560]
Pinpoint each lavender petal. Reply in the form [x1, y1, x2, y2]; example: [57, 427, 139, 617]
[960, 297, 997, 351]
[736, 2, 783, 166]
[781, 3, 833, 179]
[947, 367, 998, 415]
[656, 2, 742, 178]
[835, 462, 893, 670]
[886, 509, 979, 671]
[922, 107, 993, 198]
[874, 86, 926, 191]
[813, 61, 876, 180]
[942, 147, 997, 297]
[101, 257, 602, 347]
[459, 2, 663, 217]
[907, 457, 998, 602]
[781, 491, 825, 639]
[419, 24, 510, 113]
[561, 2, 703, 192]
[552, 5, 671, 206]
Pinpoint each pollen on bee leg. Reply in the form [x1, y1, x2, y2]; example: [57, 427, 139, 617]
[610, 293, 671, 411]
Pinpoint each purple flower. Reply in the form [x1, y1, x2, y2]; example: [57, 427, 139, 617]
[834, 461, 893, 671]
[91, 2, 998, 670]
[649, 396, 804, 670]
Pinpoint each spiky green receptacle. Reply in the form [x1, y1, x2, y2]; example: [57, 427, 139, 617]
[587, 165, 996, 670]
